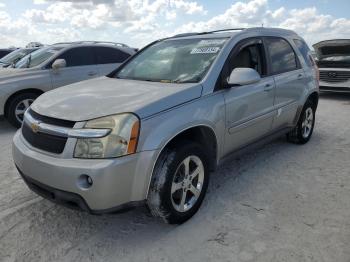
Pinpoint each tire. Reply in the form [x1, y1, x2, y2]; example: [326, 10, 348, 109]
[287, 100, 316, 144]
[147, 142, 210, 224]
[6, 93, 39, 128]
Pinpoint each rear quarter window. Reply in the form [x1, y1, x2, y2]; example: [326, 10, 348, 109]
[95, 47, 131, 64]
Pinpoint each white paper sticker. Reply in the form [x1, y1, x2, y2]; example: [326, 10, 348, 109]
[191, 47, 220, 54]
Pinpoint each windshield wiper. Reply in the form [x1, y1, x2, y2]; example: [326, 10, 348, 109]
[116, 76, 160, 82]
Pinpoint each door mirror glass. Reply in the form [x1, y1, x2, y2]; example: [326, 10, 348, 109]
[52, 59, 66, 70]
[227, 67, 261, 86]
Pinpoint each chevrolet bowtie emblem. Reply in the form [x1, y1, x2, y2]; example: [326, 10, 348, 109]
[30, 122, 40, 133]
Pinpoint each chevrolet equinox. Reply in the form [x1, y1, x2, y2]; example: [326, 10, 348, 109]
[13, 28, 319, 224]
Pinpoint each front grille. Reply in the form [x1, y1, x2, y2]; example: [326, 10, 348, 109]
[28, 109, 75, 128]
[22, 110, 75, 154]
[320, 70, 350, 83]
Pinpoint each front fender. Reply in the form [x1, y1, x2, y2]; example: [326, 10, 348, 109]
[137, 92, 226, 161]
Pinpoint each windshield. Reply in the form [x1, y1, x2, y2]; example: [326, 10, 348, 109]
[0, 49, 35, 65]
[116, 38, 228, 83]
[15, 46, 63, 68]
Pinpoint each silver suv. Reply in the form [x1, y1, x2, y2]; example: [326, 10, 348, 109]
[0, 41, 136, 127]
[13, 28, 319, 224]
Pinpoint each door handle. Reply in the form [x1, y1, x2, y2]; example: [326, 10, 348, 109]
[297, 73, 304, 80]
[264, 84, 274, 92]
[88, 71, 97, 76]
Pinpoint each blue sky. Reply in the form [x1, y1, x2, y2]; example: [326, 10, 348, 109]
[3, 0, 350, 19]
[0, 0, 350, 48]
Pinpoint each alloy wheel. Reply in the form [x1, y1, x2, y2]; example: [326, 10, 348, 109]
[15, 99, 33, 124]
[171, 155, 205, 212]
[301, 107, 314, 139]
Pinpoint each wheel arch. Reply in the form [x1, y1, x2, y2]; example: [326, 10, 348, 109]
[159, 125, 219, 171]
[307, 91, 319, 110]
[293, 91, 319, 126]
[4, 88, 44, 117]
[145, 124, 219, 199]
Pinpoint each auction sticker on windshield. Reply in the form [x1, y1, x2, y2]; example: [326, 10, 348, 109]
[198, 39, 227, 46]
[191, 47, 221, 54]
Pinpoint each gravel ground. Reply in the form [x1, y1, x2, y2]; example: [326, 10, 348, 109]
[0, 93, 349, 262]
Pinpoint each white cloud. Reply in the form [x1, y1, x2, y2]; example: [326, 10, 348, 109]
[0, 0, 350, 48]
[174, 0, 350, 47]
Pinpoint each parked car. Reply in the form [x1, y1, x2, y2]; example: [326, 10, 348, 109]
[0, 48, 39, 68]
[13, 28, 319, 224]
[26, 42, 44, 48]
[0, 41, 136, 127]
[0, 48, 17, 59]
[313, 39, 350, 92]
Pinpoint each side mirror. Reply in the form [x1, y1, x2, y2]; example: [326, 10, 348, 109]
[227, 68, 261, 86]
[52, 59, 66, 70]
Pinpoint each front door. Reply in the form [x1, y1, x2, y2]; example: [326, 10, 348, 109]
[221, 38, 276, 156]
[50, 46, 99, 89]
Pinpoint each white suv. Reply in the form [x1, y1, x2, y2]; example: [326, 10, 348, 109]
[313, 39, 350, 92]
[0, 41, 136, 127]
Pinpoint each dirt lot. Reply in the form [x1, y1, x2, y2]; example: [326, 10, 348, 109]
[0, 94, 349, 262]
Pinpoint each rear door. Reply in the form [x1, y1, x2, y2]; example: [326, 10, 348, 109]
[94, 46, 131, 75]
[264, 37, 305, 129]
[50, 47, 99, 89]
[221, 38, 276, 155]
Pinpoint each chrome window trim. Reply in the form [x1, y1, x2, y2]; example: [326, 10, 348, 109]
[23, 110, 111, 139]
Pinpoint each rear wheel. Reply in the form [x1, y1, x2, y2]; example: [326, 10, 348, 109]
[287, 100, 315, 144]
[6, 93, 39, 128]
[147, 142, 210, 224]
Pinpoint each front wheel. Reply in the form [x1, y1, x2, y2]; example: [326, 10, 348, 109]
[287, 100, 315, 144]
[147, 142, 210, 224]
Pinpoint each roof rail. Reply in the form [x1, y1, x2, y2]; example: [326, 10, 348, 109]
[208, 28, 246, 33]
[171, 32, 208, 38]
[53, 41, 130, 48]
[171, 28, 246, 39]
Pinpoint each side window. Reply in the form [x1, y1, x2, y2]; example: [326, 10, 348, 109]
[216, 40, 266, 90]
[95, 47, 131, 64]
[228, 43, 266, 77]
[293, 39, 313, 67]
[265, 38, 299, 74]
[56, 47, 94, 67]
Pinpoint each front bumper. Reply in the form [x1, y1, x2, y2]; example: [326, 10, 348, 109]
[319, 84, 350, 92]
[13, 131, 158, 212]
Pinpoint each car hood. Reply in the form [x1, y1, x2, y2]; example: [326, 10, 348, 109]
[313, 39, 350, 59]
[31, 76, 203, 121]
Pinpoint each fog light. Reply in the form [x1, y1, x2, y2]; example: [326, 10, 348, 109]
[77, 174, 93, 189]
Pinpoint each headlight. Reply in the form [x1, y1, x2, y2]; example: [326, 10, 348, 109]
[74, 114, 140, 159]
